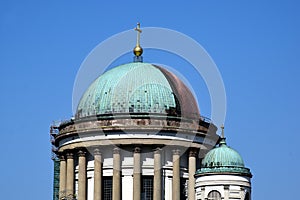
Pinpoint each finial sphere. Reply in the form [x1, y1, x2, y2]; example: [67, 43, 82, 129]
[133, 45, 143, 56]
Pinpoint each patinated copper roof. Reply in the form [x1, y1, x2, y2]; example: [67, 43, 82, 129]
[76, 62, 200, 119]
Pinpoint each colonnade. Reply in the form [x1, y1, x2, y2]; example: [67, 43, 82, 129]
[58, 147, 198, 200]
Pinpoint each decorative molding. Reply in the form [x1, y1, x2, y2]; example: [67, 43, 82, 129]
[57, 115, 214, 138]
[58, 138, 209, 152]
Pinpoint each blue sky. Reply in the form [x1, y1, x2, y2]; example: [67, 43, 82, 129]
[0, 1, 299, 199]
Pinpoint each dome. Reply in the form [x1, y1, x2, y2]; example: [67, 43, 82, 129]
[202, 138, 245, 167]
[197, 138, 252, 176]
[76, 62, 200, 119]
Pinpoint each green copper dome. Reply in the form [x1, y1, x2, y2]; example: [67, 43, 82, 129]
[76, 62, 200, 119]
[196, 138, 252, 176]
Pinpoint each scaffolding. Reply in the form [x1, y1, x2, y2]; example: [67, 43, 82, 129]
[53, 158, 60, 200]
[50, 122, 60, 200]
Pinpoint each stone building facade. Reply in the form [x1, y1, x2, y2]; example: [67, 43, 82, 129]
[50, 26, 252, 199]
[51, 62, 220, 200]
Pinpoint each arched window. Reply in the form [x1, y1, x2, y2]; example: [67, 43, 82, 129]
[207, 190, 221, 200]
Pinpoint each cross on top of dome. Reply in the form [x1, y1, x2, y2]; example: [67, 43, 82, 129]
[133, 22, 143, 62]
[220, 124, 225, 138]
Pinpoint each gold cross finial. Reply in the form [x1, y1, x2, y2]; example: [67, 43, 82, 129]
[133, 22, 143, 57]
[220, 124, 225, 138]
[135, 22, 142, 46]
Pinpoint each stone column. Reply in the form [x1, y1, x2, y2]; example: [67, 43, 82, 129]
[59, 154, 67, 199]
[188, 148, 197, 200]
[113, 147, 121, 200]
[66, 152, 74, 198]
[133, 147, 141, 200]
[172, 149, 181, 200]
[78, 150, 87, 200]
[153, 148, 161, 200]
[94, 148, 102, 200]
[224, 185, 230, 200]
[200, 187, 205, 200]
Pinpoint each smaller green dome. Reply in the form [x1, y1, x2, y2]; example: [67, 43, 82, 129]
[202, 138, 245, 167]
[196, 138, 252, 176]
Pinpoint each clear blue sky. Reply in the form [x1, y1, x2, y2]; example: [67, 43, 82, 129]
[0, 1, 299, 199]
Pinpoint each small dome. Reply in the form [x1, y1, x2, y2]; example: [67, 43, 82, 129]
[76, 62, 200, 119]
[202, 138, 245, 167]
[197, 138, 252, 176]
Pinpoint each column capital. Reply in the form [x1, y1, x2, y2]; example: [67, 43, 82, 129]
[58, 153, 66, 161]
[154, 147, 162, 154]
[172, 149, 181, 155]
[66, 152, 74, 159]
[78, 149, 86, 157]
[133, 146, 141, 153]
[113, 147, 120, 154]
[94, 148, 101, 156]
[189, 148, 198, 157]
